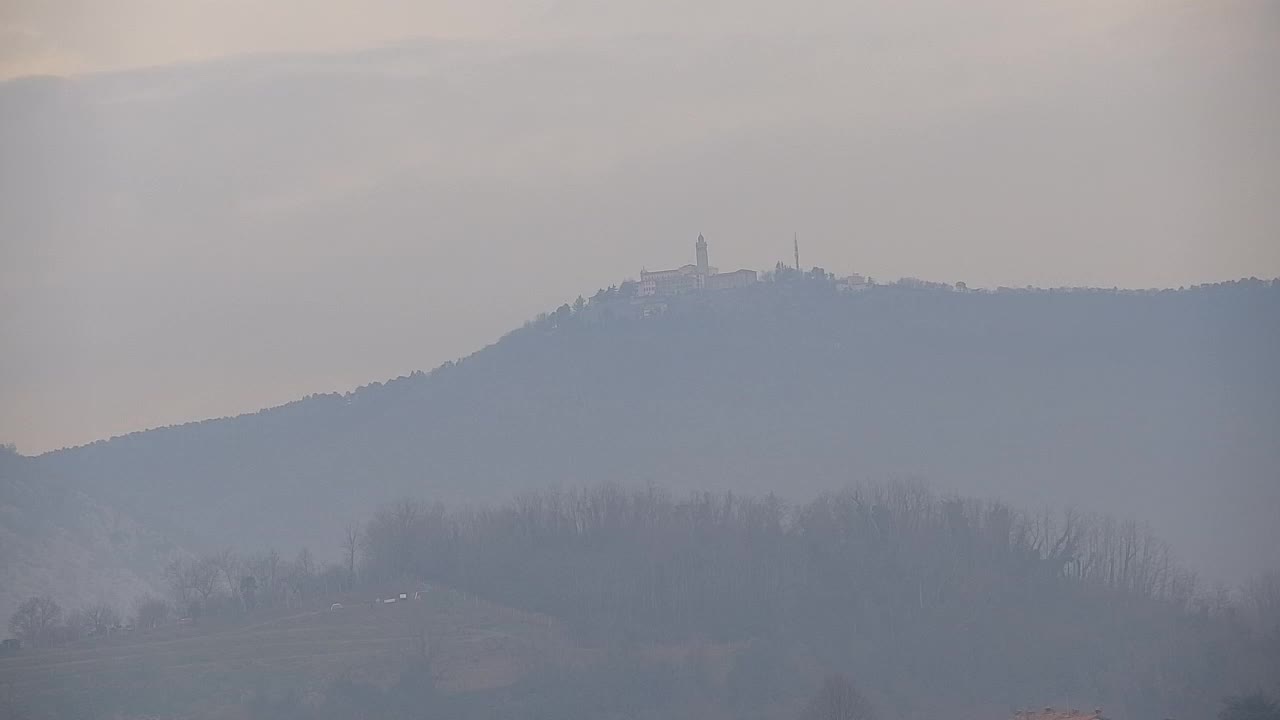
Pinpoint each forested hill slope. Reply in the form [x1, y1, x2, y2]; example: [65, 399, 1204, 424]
[28, 277, 1280, 581]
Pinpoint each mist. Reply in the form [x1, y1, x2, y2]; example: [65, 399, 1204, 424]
[2, 0, 1278, 453]
[2, 2, 1278, 719]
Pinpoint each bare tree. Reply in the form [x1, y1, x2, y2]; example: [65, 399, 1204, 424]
[62, 609, 89, 643]
[283, 548, 317, 609]
[8, 596, 61, 647]
[363, 498, 436, 582]
[193, 556, 220, 604]
[82, 602, 121, 635]
[165, 558, 193, 605]
[239, 576, 259, 611]
[165, 556, 221, 611]
[1242, 570, 1280, 635]
[342, 522, 361, 590]
[801, 674, 876, 720]
[295, 547, 315, 578]
[264, 549, 281, 608]
[211, 548, 241, 601]
[134, 596, 170, 629]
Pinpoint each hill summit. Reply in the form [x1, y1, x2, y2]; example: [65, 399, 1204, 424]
[6, 274, 1278, 618]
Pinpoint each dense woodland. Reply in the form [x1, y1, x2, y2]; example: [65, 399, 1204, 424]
[322, 485, 1280, 718]
[9, 482, 1280, 719]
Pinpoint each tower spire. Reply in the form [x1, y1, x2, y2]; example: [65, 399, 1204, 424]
[794, 233, 800, 272]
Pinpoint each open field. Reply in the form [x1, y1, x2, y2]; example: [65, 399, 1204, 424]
[0, 588, 571, 719]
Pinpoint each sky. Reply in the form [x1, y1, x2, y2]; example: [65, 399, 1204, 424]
[1, 0, 1278, 453]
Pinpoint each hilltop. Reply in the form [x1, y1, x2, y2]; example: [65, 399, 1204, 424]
[3, 275, 1278, 621]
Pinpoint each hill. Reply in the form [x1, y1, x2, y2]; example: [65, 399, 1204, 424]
[5, 276, 1279, 616]
[0, 447, 169, 625]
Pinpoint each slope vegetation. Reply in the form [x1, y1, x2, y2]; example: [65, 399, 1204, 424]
[11, 278, 1280, 596]
[0, 448, 169, 624]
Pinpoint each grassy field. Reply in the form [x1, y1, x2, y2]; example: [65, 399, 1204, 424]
[0, 588, 572, 719]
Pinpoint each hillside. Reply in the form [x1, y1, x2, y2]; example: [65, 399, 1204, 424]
[0, 586, 582, 720]
[0, 447, 170, 625]
[7, 277, 1279, 613]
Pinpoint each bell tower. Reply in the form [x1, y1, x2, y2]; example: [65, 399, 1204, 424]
[696, 233, 709, 277]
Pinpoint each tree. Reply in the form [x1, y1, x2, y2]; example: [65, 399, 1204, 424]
[9, 596, 61, 647]
[284, 548, 317, 608]
[258, 549, 282, 608]
[1221, 694, 1280, 720]
[62, 608, 89, 643]
[801, 674, 875, 720]
[362, 498, 445, 583]
[165, 556, 220, 608]
[342, 522, 361, 590]
[187, 598, 203, 623]
[134, 596, 170, 629]
[294, 547, 315, 578]
[1242, 571, 1280, 636]
[240, 575, 259, 611]
[192, 556, 221, 604]
[82, 602, 121, 635]
[549, 303, 572, 327]
[211, 548, 241, 602]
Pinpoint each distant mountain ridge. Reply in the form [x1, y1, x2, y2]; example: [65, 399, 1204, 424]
[4, 277, 1278, 620]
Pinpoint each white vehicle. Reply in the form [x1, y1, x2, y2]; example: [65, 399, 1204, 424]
[384, 598, 396, 604]
[329, 603, 343, 611]
[399, 593, 408, 600]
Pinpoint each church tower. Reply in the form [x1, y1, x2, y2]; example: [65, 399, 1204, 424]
[696, 233, 709, 277]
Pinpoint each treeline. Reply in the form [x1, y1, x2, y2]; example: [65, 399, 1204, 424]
[161, 546, 349, 618]
[5, 547, 349, 649]
[349, 483, 1279, 718]
[10, 482, 1280, 718]
[358, 482, 1265, 627]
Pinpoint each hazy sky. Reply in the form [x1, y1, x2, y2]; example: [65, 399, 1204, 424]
[1, 0, 1278, 453]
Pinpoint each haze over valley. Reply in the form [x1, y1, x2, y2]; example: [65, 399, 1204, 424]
[2, 2, 1278, 718]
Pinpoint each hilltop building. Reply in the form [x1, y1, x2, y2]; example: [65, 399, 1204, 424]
[836, 273, 870, 293]
[1013, 709, 1104, 720]
[638, 234, 758, 297]
[707, 269, 759, 291]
